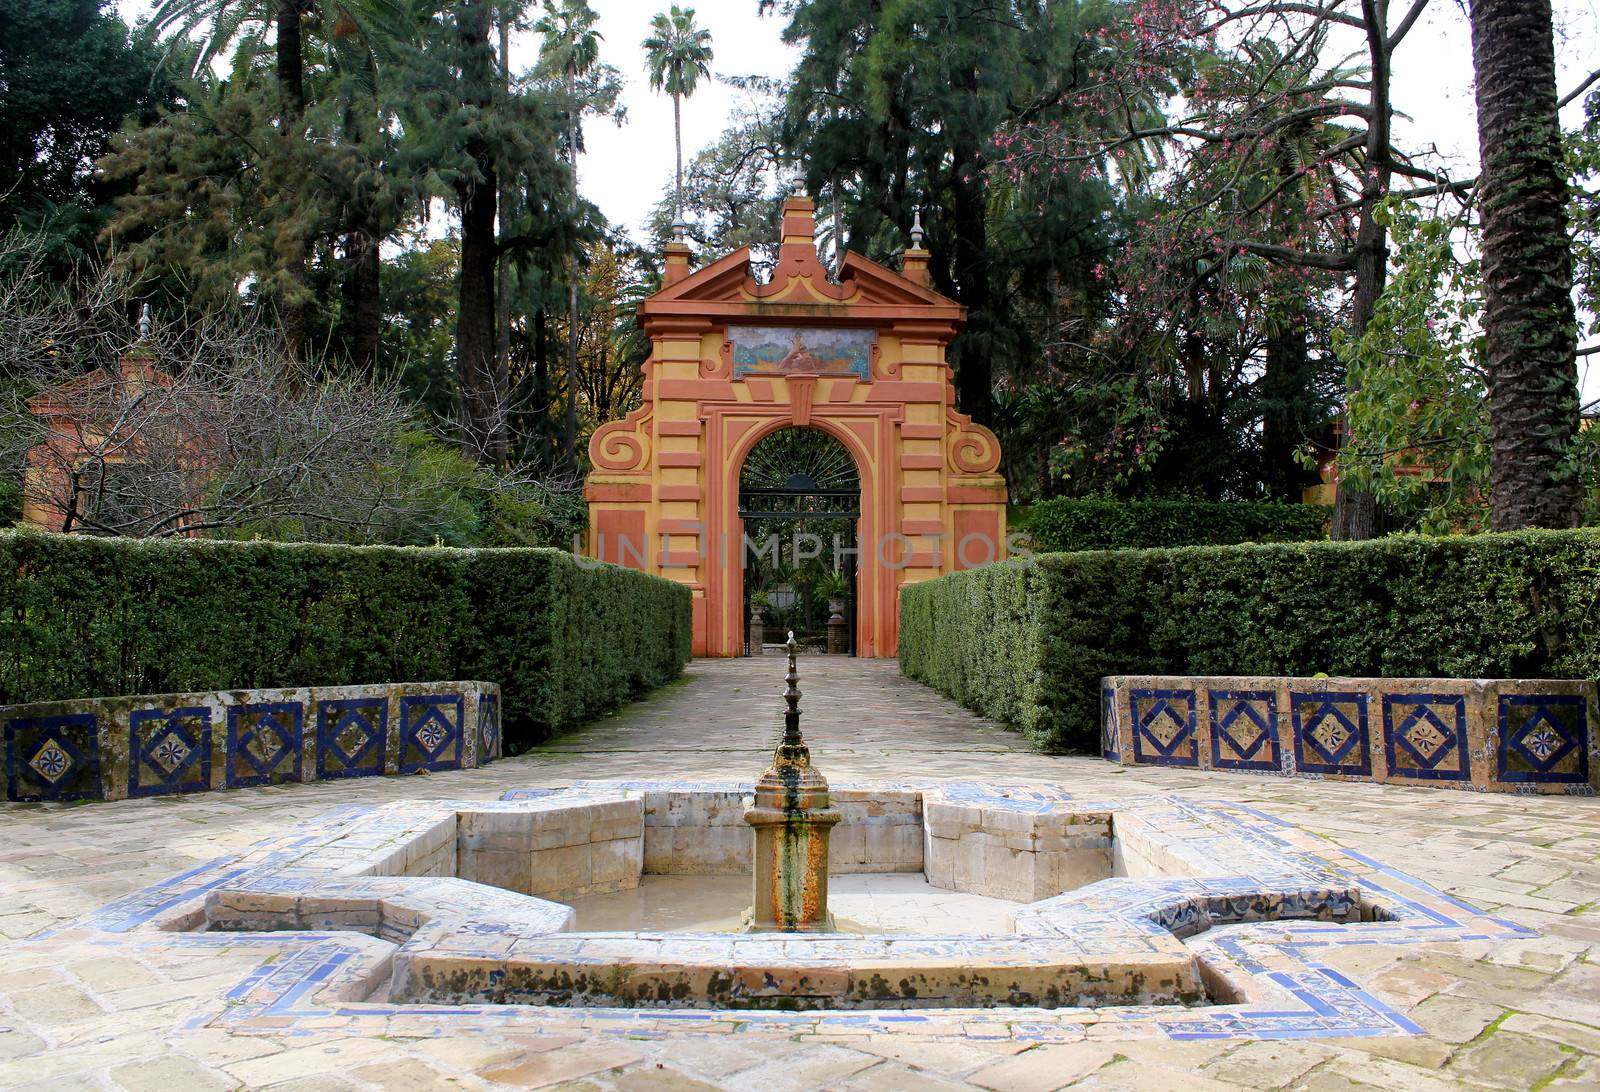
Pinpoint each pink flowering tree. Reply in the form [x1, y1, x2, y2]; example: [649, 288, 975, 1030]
[994, 0, 1465, 531]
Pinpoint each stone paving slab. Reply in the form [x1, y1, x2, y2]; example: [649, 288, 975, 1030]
[3, 658, 1600, 1089]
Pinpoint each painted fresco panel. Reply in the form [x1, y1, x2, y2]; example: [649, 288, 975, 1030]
[730, 326, 875, 381]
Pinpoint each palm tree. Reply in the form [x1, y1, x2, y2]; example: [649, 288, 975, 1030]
[1469, 0, 1583, 529]
[537, 0, 603, 465]
[642, 6, 713, 229]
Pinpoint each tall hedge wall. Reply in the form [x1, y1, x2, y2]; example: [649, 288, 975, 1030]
[1026, 498, 1328, 553]
[0, 531, 691, 751]
[900, 530, 1600, 752]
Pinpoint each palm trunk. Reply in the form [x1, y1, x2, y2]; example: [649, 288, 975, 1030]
[1262, 146, 1315, 502]
[949, 137, 993, 425]
[534, 306, 550, 441]
[275, 0, 307, 361]
[1261, 304, 1312, 501]
[1331, 0, 1392, 541]
[831, 170, 842, 273]
[564, 68, 581, 467]
[455, 0, 500, 462]
[459, 170, 498, 460]
[342, 229, 381, 372]
[496, 15, 514, 465]
[673, 92, 683, 223]
[1471, 0, 1582, 529]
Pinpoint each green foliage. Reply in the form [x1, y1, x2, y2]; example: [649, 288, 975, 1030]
[1571, 91, 1600, 351]
[1335, 202, 1490, 532]
[776, 0, 1121, 434]
[1566, 91, 1600, 524]
[216, 427, 588, 549]
[1032, 377, 1167, 493]
[479, 479, 589, 549]
[0, 0, 177, 256]
[0, 479, 19, 527]
[0, 531, 691, 750]
[381, 239, 460, 419]
[1027, 498, 1328, 552]
[901, 529, 1600, 751]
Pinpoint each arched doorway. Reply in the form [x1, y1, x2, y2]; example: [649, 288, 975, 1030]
[584, 194, 1009, 657]
[738, 427, 861, 655]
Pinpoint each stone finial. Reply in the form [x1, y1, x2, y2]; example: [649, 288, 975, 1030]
[767, 631, 813, 773]
[781, 630, 803, 750]
[138, 302, 152, 340]
[902, 206, 931, 287]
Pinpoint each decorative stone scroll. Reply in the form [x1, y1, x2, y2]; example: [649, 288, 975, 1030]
[3, 681, 501, 803]
[1101, 675, 1598, 794]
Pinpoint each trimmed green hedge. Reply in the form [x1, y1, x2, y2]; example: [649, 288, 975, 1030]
[0, 531, 691, 752]
[900, 530, 1600, 752]
[1026, 498, 1328, 552]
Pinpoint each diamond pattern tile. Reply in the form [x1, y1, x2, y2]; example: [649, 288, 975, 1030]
[4, 714, 102, 802]
[129, 708, 212, 798]
[1291, 691, 1371, 777]
[1129, 688, 1198, 767]
[1498, 694, 1589, 784]
[1382, 694, 1469, 782]
[1101, 687, 1119, 762]
[1209, 690, 1280, 772]
[316, 699, 387, 780]
[400, 695, 463, 774]
[226, 703, 304, 789]
[477, 692, 501, 764]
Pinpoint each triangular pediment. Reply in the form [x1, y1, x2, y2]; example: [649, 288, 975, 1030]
[836, 251, 954, 307]
[645, 196, 962, 322]
[654, 246, 955, 311]
[650, 246, 759, 304]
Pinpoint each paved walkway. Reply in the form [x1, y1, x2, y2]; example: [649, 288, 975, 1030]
[3, 657, 1600, 1090]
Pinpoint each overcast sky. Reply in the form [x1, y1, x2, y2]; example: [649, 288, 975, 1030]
[117, 0, 1600, 396]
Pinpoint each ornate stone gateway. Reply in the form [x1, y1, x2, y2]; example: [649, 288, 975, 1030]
[585, 197, 1007, 657]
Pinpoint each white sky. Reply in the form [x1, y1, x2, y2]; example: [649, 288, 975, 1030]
[516, 0, 798, 239]
[117, 0, 1600, 396]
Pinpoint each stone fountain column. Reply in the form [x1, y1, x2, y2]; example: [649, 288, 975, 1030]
[744, 633, 841, 932]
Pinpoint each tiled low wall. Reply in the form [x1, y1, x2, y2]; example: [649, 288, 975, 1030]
[3, 681, 501, 803]
[1101, 675, 1597, 794]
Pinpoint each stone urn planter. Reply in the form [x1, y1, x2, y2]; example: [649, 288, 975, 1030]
[827, 599, 849, 654]
[748, 609, 765, 656]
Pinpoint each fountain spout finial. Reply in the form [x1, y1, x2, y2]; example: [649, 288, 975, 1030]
[743, 630, 840, 932]
[777, 630, 807, 763]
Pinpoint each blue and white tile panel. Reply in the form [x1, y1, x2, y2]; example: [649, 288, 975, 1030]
[3, 681, 500, 802]
[1102, 675, 1597, 794]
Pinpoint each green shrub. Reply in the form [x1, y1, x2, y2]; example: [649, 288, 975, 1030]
[1026, 498, 1329, 552]
[0, 531, 691, 751]
[901, 530, 1600, 752]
